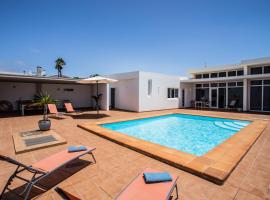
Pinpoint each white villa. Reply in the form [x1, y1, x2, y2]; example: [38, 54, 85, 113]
[0, 57, 270, 114]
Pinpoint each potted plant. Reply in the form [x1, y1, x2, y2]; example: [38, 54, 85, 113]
[34, 93, 57, 131]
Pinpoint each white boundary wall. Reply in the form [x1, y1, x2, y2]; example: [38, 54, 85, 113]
[108, 71, 182, 112]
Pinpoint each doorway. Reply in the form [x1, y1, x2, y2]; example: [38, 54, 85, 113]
[110, 88, 115, 109]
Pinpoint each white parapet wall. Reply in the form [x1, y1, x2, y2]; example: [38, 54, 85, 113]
[108, 71, 184, 112]
[108, 71, 140, 112]
[138, 71, 182, 112]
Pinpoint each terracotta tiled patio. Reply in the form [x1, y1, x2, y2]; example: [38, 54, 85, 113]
[0, 109, 270, 200]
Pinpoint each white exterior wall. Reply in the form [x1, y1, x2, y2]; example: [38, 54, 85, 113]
[108, 72, 139, 112]
[42, 83, 92, 108]
[0, 82, 36, 110]
[138, 71, 181, 112]
[91, 83, 109, 111]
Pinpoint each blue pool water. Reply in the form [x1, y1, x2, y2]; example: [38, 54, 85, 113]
[101, 114, 251, 156]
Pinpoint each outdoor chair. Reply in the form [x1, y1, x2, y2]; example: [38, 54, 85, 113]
[115, 168, 179, 200]
[0, 146, 96, 200]
[48, 104, 65, 119]
[64, 103, 82, 115]
[228, 100, 237, 109]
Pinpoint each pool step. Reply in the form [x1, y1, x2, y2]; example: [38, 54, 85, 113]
[233, 121, 249, 127]
[214, 121, 248, 131]
[224, 122, 244, 129]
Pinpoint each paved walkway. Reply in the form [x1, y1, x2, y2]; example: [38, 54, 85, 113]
[0, 109, 269, 200]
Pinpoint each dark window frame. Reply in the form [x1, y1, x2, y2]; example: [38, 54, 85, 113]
[218, 72, 226, 77]
[250, 67, 263, 75]
[228, 71, 236, 77]
[202, 74, 209, 79]
[195, 74, 202, 79]
[210, 73, 218, 78]
[237, 70, 244, 76]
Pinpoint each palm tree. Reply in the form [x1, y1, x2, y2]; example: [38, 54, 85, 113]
[55, 57, 66, 77]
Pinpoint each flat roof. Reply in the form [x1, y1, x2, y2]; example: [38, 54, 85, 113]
[0, 73, 83, 84]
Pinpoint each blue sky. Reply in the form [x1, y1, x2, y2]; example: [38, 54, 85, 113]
[0, 0, 269, 77]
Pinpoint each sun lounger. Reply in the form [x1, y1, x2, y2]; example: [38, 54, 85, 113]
[55, 187, 81, 200]
[48, 104, 65, 119]
[115, 168, 179, 200]
[0, 146, 96, 200]
[64, 103, 82, 115]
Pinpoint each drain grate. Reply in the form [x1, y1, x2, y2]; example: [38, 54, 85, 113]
[20, 130, 43, 137]
[24, 135, 57, 146]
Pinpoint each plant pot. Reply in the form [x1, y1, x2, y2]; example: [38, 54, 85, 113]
[38, 120, 51, 131]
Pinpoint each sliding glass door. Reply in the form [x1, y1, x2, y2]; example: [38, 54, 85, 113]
[250, 85, 262, 110]
[263, 85, 270, 111]
[210, 88, 218, 108]
[250, 80, 270, 111]
[218, 88, 226, 108]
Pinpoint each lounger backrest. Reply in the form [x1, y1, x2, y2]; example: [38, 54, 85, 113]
[64, 103, 74, 112]
[48, 104, 58, 114]
[230, 100, 237, 107]
[0, 155, 26, 167]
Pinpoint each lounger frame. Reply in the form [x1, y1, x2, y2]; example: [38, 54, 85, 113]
[115, 171, 179, 200]
[0, 149, 96, 200]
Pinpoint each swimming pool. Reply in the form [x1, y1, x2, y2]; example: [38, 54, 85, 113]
[101, 114, 251, 156]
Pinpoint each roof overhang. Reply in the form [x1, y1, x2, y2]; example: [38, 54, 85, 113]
[0, 74, 83, 84]
[180, 74, 270, 83]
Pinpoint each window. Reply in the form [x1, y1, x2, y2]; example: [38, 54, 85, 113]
[167, 88, 178, 98]
[228, 82, 236, 87]
[219, 83, 226, 87]
[181, 89, 185, 107]
[219, 72, 226, 77]
[211, 73, 218, 78]
[196, 88, 209, 101]
[228, 71, 236, 77]
[237, 70, 244, 76]
[175, 89, 179, 97]
[251, 80, 262, 85]
[196, 84, 202, 88]
[147, 79, 152, 96]
[228, 87, 243, 108]
[264, 66, 270, 74]
[195, 74, 202, 79]
[203, 83, 209, 88]
[264, 80, 270, 85]
[202, 74, 209, 79]
[250, 67, 262, 75]
[64, 88, 74, 92]
[237, 82, 243, 86]
[210, 83, 218, 87]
